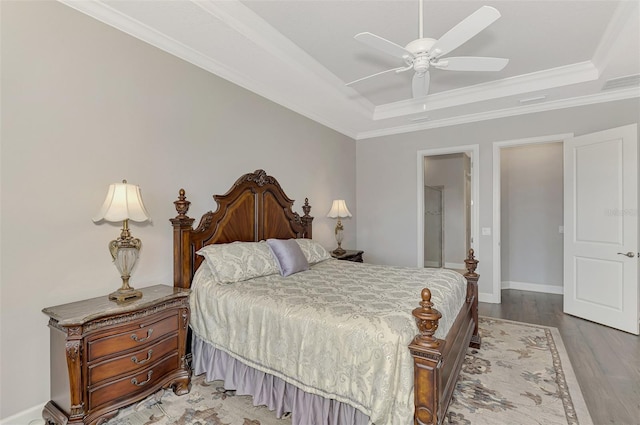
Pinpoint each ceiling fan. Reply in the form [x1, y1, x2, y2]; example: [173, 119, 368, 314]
[347, 1, 509, 99]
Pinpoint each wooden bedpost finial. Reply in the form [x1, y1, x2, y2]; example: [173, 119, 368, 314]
[300, 197, 314, 239]
[412, 288, 442, 348]
[302, 198, 311, 217]
[464, 248, 479, 278]
[174, 188, 191, 219]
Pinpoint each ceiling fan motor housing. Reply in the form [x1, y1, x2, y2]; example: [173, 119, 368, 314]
[405, 38, 439, 72]
[405, 37, 437, 55]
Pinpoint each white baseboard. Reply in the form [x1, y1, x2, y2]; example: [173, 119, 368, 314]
[502, 281, 563, 295]
[479, 292, 500, 303]
[444, 262, 466, 270]
[0, 404, 46, 425]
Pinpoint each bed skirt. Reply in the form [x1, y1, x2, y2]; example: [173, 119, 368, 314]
[192, 334, 371, 425]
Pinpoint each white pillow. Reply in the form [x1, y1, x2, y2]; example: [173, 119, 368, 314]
[295, 239, 331, 265]
[196, 241, 278, 284]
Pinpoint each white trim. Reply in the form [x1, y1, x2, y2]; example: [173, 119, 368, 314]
[57, 0, 362, 139]
[374, 61, 599, 121]
[592, 1, 640, 74]
[0, 404, 46, 425]
[492, 133, 573, 306]
[417, 145, 480, 282]
[191, 0, 375, 115]
[502, 281, 564, 295]
[357, 87, 639, 140]
[57, 1, 639, 141]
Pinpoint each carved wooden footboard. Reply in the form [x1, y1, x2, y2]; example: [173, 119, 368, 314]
[171, 169, 480, 425]
[410, 249, 480, 425]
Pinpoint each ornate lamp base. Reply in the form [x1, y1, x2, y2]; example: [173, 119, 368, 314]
[332, 247, 346, 256]
[332, 219, 346, 256]
[108, 222, 144, 303]
[109, 287, 143, 302]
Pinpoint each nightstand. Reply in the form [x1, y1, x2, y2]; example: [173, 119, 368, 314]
[42, 285, 191, 425]
[331, 249, 364, 262]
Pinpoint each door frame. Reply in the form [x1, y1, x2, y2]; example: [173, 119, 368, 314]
[492, 133, 573, 304]
[417, 145, 479, 274]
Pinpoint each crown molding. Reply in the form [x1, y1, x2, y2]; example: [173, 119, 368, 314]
[57, 0, 637, 141]
[372, 61, 599, 120]
[592, 1, 639, 73]
[357, 87, 640, 140]
[193, 0, 376, 116]
[58, 0, 362, 139]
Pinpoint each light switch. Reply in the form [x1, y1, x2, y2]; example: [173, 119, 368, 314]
[482, 227, 491, 236]
[559, 226, 564, 234]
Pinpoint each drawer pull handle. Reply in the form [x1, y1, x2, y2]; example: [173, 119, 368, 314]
[131, 370, 153, 387]
[131, 349, 153, 365]
[131, 329, 153, 343]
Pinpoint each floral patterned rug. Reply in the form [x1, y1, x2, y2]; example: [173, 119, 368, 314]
[446, 317, 592, 425]
[108, 317, 592, 425]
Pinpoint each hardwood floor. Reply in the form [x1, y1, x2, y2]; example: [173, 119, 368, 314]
[479, 289, 640, 425]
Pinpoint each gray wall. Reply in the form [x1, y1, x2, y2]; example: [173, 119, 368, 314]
[0, 1, 355, 419]
[356, 99, 640, 301]
[501, 143, 564, 292]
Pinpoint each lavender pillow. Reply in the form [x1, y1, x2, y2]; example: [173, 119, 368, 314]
[266, 238, 309, 277]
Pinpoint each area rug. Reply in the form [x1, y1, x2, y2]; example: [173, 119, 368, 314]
[446, 317, 592, 425]
[107, 317, 592, 425]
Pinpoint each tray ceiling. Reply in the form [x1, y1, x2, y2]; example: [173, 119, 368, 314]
[59, 0, 640, 139]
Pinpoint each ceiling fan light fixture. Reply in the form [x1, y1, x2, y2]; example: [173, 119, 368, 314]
[413, 56, 431, 73]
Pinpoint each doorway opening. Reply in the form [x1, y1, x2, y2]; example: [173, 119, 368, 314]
[417, 145, 479, 273]
[492, 133, 572, 304]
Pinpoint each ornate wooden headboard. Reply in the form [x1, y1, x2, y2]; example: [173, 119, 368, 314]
[170, 170, 314, 289]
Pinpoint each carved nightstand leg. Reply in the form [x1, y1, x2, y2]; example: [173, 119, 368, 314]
[172, 377, 192, 396]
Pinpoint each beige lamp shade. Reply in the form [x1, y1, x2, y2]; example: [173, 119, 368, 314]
[327, 199, 352, 218]
[93, 180, 151, 223]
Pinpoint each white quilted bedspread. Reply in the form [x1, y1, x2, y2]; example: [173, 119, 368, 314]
[189, 259, 467, 425]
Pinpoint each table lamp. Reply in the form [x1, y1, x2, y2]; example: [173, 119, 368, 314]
[327, 199, 352, 256]
[93, 180, 151, 302]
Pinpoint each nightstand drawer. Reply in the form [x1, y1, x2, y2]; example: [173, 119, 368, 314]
[88, 334, 179, 385]
[88, 352, 179, 410]
[87, 312, 178, 361]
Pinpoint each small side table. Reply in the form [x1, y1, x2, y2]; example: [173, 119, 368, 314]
[42, 285, 191, 425]
[331, 249, 364, 262]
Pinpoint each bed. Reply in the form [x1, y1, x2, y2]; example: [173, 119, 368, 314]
[170, 169, 480, 425]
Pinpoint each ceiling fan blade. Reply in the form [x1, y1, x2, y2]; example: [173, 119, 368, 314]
[346, 66, 411, 86]
[354, 32, 413, 60]
[412, 71, 430, 98]
[433, 56, 509, 71]
[429, 6, 501, 59]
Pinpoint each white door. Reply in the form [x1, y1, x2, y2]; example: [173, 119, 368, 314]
[564, 124, 638, 334]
